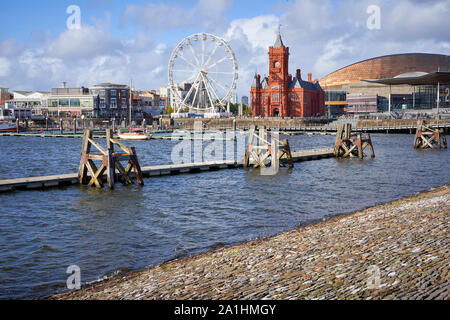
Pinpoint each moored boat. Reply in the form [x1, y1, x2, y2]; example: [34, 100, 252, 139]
[0, 122, 21, 132]
[118, 128, 152, 140]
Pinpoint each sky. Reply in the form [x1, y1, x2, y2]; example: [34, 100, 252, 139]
[0, 0, 449, 98]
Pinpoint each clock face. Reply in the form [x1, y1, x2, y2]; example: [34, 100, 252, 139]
[274, 61, 280, 67]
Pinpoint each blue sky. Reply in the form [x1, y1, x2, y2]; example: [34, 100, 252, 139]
[1, 0, 281, 43]
[0, 0, 449, 96]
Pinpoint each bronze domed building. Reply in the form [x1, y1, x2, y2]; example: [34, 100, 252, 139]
[319, 53, 450, 116]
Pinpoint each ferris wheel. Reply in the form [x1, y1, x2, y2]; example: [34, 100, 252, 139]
[168, 33, 238, 116]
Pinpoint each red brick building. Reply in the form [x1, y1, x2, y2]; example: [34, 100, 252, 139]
[1, 88, 12, 106]
[250, 33, 325, 117]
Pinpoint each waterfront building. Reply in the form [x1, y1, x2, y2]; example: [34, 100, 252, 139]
[1, 88, 13, 106]
[10, 91, 49, 109]
[320, 53, 450, 115]
[89, 83, 130, 118]
[250, 32, 325, 118]
[46, 86, 99, 118]
[8, 91, 50, 118]
[0, 104, 34, 121]
[159, 86, 171, 110]
[137, 91, 165, 116]
[160, 83, 193, 112]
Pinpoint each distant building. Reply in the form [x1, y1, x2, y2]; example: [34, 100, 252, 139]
[346, 94, 379, 114]
[11, 91, 49, 109]
[250, 32, 325, 117]
[89, 83, 130, 118]
[46, 86, 99, 118]
[8, 91, 50, 119]
[241, 96, 249, 106]
[231, 94, 238, 104]
[159, 86, 171, 109]
[135, 90, 165, 116]
[1, 88, 12, 106]
[160, 83, 193, 111]
[320, 53, 450, 114]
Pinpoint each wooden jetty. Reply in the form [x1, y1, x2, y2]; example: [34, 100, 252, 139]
[413, 120, 447, 149]
[0, 129, 173, 139]
[79, 129, 144, 189]
[334, 123, 375, 160]
[244, 126, 293, 169]
[0, 148, 334, 193]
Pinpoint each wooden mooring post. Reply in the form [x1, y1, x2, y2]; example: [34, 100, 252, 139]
[413, 120, 447, 149]
[78, 129, 144, 189]
[334, 123, 375, 160]
[244, 125, 293, 169]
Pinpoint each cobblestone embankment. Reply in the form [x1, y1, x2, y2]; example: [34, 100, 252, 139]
[52, 186, 450, 300]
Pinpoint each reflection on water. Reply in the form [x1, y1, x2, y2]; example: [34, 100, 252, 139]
[0, 134, 449, 299]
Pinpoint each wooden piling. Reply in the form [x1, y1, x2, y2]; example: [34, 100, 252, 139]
[78, 129, 144, 189]
[244, 126, 293, 170]
[414, 120, 447, 149]
[334, 123, 375, 160]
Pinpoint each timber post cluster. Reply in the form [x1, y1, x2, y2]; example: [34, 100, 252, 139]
[78, 129, 144, 189]
[334, 123, 375, 160]
[244, 125, 293, 169]
[413, 120, 447, 149]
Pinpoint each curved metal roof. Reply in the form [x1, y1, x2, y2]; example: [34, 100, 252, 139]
[363, 72, 450, 85]
[322, 53, 450, 79]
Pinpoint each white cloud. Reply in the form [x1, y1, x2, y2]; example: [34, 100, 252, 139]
[0, 0, 448, 99]
[47, 26, 121, 60]
[0, 39, 22, 58]
[314, 36, 354, 76]
[225, 15, 279, 50]
[0, 57, 11, 77]
[121, 3, 196, 30]
[121, 0, 233, 33]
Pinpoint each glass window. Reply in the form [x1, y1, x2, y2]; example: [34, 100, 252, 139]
[111, 90, 117, 96]
[110, 98, 117, 108]
[59, 99, 69, 107]
[100, 99, 106, 108]
[70, 99, 80, 107]
[80, 99, 93, 108]
[48, 99, 58, 107]
[99, 90, 106, 96]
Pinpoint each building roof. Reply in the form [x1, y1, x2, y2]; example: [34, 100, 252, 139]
[319, 53, 450, 89]
[261, 77, 269, 89]
[288, 77, 322, 91]
[90, 83, 129, 88]
[273, 32, 284, 48]
[362, 71, 450, 85]
[251, 75, 261, 88]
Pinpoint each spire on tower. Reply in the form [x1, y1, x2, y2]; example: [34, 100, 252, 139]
[274, 24, 284, 48]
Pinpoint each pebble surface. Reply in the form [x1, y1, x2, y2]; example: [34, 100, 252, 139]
[51, 186, 450, 300]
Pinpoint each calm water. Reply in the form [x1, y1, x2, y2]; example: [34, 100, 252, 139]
[0, 133, 449, 299]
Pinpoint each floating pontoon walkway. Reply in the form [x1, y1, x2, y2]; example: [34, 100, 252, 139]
[0, 148, 334, 193]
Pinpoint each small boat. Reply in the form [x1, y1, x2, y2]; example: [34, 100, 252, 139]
[0, 122, 21, 132]
[118, 128, 152, 140]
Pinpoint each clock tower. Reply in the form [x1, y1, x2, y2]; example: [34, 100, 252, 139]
[269, 32, 289, 84]
[250, 28, 325, 118]
[268, 30, 289, 116]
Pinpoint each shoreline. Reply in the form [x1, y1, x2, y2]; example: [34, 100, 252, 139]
[50, 185, 449, 300]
